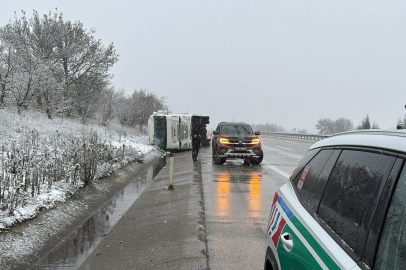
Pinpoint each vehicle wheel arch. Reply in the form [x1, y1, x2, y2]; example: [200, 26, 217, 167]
[264, 246, 279, 270]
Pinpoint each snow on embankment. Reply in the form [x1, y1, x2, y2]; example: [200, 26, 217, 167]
[0, 110, 155, 230]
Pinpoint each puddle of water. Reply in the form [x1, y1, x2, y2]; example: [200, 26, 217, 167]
[31, 157, 166, 270]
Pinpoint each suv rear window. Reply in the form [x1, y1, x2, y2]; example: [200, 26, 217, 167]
[317, 150, 395, 257]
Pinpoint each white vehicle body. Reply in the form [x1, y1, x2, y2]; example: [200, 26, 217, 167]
[147, 111, 209, 150]
[147, 111, 193, 150]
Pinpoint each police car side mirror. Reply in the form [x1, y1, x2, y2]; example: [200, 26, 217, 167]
[255, 131, 261, 135]
[213, 130, 219, 135]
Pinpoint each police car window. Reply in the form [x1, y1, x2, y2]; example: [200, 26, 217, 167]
[318, 150, 393, 257]
[306, 150, 341, 213]
[290, 148, 320, 182]
[292, 149, 333, 207]
[375, 163, 406, 270]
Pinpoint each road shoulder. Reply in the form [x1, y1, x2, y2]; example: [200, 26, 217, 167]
[0, 151, 163, 270]
[78, 150, 208, 270]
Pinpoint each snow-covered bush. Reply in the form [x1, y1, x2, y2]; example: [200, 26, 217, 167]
[0, 109, 155, 229]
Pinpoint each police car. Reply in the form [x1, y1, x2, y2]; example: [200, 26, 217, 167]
[265, 130, 406, 270]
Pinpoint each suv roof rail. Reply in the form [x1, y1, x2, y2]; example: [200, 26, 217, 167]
[330, 129, 406, 138]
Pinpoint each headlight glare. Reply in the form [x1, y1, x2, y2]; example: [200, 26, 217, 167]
[252, 138, 260, 145]
[220, 138, 229, 144]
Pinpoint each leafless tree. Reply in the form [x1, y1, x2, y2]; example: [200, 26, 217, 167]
[251, 123, 286, 133]
[316, 117, 354, 134]
[0, 42, 16, 108]
[114, 90, 132, 125]
[132, 89, 166, 127]
[0, 10, 118, 118]
[0, 12, 39, 112]
[114, 88, 167, 129]
[74, 74, 106, 124]
[30, 11, 65, 118]
[334, 118, 354, 133]
[98, 86, 116, 126]
[52, 17, 118, 118]
[316, 118, 335, 134]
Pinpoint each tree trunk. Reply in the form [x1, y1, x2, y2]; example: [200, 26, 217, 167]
[0, 84, 5, 108]
[43, 93, 53, 119]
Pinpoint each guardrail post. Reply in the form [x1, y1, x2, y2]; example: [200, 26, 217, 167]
[168, 152, 175, 190]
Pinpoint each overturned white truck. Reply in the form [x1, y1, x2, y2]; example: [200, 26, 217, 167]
[147, 111, 210, 150]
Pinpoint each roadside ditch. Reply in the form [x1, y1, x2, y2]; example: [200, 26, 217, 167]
[0, 150, 166, 270]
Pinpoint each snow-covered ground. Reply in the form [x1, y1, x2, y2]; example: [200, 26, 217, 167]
[0, 109, 156, 230]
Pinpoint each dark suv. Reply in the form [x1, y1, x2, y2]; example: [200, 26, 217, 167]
[212, 122, 263, 165]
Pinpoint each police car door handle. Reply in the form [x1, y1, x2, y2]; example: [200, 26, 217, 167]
[281, 232, 293, 251]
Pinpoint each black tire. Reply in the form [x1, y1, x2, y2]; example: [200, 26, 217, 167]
[212, 149, 226, 165]
[244, 158, 251, 166]
[264, 258, 273, 270]
[252, 150, 264, 165]
[264, 247, 279, 270]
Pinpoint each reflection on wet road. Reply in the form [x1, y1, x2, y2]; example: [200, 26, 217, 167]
[201, 156, 279, 270]
[249, 172, 261, 219]
[31, 157, 166, 270]
[216, 171, 230, 217]
[211, 167, 266, 219]
[201, 135, 315, 269]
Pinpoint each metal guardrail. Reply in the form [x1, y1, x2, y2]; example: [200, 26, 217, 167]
[261, 132, 330, 141]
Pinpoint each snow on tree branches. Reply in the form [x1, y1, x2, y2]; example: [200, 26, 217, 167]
[0, 10, 118, 120]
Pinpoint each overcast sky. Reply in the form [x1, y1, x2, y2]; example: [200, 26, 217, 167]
[1, 0, 406, 131]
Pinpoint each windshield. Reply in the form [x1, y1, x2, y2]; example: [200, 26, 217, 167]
[221, 124, 253, 135]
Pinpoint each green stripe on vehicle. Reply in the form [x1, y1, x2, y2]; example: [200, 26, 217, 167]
[278, 224, 323, 270]
[290, 216, 341, 270]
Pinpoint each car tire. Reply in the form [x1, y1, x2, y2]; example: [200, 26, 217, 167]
[252, 150, 264, 165]
[212, 149, 226, 165]
[244, 158, 251, 166]
[264, 247, 279, 270]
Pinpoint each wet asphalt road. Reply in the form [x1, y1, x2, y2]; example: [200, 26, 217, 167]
[31, 157, 167, 270]
[5, 136, 318, 270]
[201, 136, 316, 269]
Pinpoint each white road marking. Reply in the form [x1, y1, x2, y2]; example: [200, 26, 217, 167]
[266, 165, 290, 179]
[275, 145, 291, 151]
